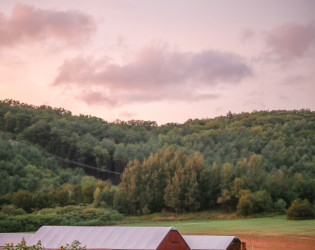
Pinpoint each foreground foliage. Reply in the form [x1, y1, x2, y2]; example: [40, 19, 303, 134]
[4, 239, 86, 250]
[4, 239, 42, 250]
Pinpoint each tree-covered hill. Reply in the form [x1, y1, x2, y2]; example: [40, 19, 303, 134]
[0, 99, 314, 220]
[1, 100, 313, 174]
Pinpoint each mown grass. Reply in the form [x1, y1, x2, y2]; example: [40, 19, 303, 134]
[119, 215, 315, 236]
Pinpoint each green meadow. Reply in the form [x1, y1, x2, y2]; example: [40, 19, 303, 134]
[120, 215, 315, 236]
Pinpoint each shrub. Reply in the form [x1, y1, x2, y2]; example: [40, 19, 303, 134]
[236, 190, 255, 216]
[0, 206, 124, 232]
[286, 199, 314, 220]
[253, 190, 272, 213]
[11, 190, 33, 213]
[274, 198, 287, 212]
[0, 205, 26, 215]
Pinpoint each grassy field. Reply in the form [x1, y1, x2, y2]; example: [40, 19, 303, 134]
[119, 215, 315, 249]
[120, 215, 315, 235]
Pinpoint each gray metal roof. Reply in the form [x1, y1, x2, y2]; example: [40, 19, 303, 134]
[0, 233, 34, 246]
[183, 235, 239, 250]
[27, 226, 177, 249]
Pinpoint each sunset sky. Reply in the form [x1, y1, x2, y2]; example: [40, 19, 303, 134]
[0, 0, 314, 124]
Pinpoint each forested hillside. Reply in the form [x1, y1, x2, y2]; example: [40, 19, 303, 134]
[0, 99, 314, 222]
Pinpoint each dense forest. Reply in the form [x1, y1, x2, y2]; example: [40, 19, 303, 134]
[0, 99, 314, 231]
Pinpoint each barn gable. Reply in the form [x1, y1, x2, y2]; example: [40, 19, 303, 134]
[157, 229, 190, 250]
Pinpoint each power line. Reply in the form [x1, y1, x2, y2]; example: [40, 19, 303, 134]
[9, 139, 123, 176]
[53, 155, 122, 175]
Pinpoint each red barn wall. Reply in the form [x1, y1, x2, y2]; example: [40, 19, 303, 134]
[157, 231, 190, 250]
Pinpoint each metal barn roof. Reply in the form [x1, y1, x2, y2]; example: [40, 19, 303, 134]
[0, 233, 34, 247]
[27, 226, 177, 249]
[183, 235, 239, 250]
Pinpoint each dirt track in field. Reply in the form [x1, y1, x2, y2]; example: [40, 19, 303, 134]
[239, 234, 315, 250]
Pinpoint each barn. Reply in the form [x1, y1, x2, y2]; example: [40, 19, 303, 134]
[27, 226, 191, 250]
[1, 226, 246, 250]
[183, 235, 245, 250]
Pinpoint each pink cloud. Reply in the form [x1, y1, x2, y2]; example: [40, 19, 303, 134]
[53, 46, 251, 107]
[79, 89, 220, 107]
[0, 3, 95, 47]
[266, 20, 315, 58]
[240, 29, 256, 42]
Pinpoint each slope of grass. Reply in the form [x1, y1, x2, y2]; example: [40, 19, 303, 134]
[119, 215, 315, 236]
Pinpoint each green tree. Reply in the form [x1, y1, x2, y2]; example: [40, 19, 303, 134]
[93, 145, 110, 170]
[217, 189, 232, 211]
[33, 192, 52, 209]
[25, 176, 40, 192]
[71, 184, 83, 204]
[51, 189, 69, 207]
[286, 199, 314, 220]
[113, 188, 129, 214]
[82, 184, 96, 204]
[244, 154, 266, 191]
[164, 172, 182, 213]
[93, 181, 114, 207]
[253, 190, 272, 213]
[22, 120, 52, 147]
[274, 198, 287, 212]
[11, 190, 33, 213]
[236, 190, 255, 216]
[120, 147, 205, 214]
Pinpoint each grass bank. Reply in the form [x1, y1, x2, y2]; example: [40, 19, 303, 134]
[119, 215, 315, 236]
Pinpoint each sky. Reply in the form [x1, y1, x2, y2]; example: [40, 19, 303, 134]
[0, 0, 314, 124]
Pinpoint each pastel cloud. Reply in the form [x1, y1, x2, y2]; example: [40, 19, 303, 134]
[53, 46, 252, 107]
[241, 29, 256, 42]
[266, 20, 315, 58]
[0, 3, 95, 47]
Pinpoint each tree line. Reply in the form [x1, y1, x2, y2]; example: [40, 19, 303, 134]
[0, 99, 314, 219]
[116, 146, 314, 216]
